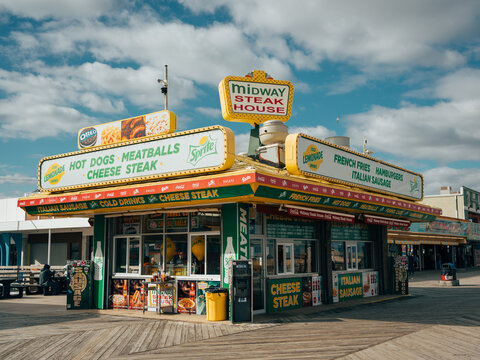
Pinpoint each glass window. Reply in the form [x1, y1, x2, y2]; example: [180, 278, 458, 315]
[114, 236, 140, 274]
[331, 241, 346, 271]
[128, 238, 140, 274]
[358, 242, 374, 269]
[294, 240, 316, 273]
[277, 243, 294, 274]
[206, 235, 221, 275]
[250, 211, 264, 235]
[190, 212, 221, 232]
[191, 235, 205, 275]
[143, 235, 163, 275]
[118, 216, 141, 235]
[266, 239, 275, 275]
[285, 245, 293, 273]
[165, 234, 188, 276]
[346, 244, 358, 271]
[115, 238, 127, 273]
[190, 234, 221, 276]
[277, 244, 284, 273]
[166, 213, 189, 233]
[144, 214, 164, 233]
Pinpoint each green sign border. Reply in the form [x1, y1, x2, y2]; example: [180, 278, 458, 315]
[255, 185, 435, 221]
[24, 184, 253, 215]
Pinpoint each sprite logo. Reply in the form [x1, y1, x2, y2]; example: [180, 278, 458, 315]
[188, 135, 217, 166]
[302, 145, 323, 171]
[410, 177, 420, 194]
[43, 163, 65, 185]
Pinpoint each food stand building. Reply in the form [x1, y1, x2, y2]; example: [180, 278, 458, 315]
[17, 71, 440, 316]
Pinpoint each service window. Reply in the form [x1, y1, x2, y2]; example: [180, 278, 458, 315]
[114, 236, 141, 274]
[277, 243, 294, 274]
[357, 241, 374, 269]
[346, 243, 358, 271]
[331, 241, 346, 271]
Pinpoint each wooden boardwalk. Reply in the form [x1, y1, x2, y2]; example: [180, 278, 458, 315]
[1, 269, 480, 359]
[0, 313, 272, 359]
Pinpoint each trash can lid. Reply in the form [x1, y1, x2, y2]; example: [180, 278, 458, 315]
[442, 263, 455, 269]
[204, 286, 228, 293]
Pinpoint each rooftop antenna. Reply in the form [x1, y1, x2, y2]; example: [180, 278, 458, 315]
[157, 65, 168, 110]
[363, 136, 374, 156]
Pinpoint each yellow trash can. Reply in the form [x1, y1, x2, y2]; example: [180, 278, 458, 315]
[205, 288, 228, 321]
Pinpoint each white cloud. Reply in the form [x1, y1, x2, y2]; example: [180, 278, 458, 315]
[0, 63, 200, 138]
[423, 167, 480, 196]
[0, 173, 36, 185]
[434, 68, 480, 101]
[343, 68, 480, 168]
[183, 0, 477, 71]
[0, 0, 115, 20]
[196, 107, 221, 118]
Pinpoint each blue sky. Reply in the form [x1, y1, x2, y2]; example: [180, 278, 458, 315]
[1, 0, 480, 199]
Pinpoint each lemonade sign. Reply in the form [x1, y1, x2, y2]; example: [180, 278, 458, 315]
[39, 126, 235, 191]
[43, 163, 65, 185]
[286, 133, 424, 200]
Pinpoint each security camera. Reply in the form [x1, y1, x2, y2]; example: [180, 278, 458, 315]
[158, 79, 168, 94]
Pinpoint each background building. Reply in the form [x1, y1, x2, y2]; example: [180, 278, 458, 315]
[420, 186, 480, 267]
[0, 197, 93, 266]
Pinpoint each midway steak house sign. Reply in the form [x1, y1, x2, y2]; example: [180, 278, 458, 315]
[39, 126, 235, 191]
[218, 70, 294, 126]
[285, 133, 423, 201]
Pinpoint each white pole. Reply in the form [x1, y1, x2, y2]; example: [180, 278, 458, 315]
[47, 228, 51, 265]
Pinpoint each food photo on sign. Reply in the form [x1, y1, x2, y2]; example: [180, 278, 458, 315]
[302, 277, 312, 307]
[128, 279, 144, 310]
[177, 281, 197, 314]
[111, 279, 129, 309]
[77, 110, 176, 149]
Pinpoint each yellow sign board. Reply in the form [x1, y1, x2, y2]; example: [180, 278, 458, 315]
[78, 110, 176, 149]
[40, 125, 235, 192]
[218, 70, 294, 126]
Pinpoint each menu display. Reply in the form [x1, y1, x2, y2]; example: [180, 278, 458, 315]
[266, 215, 315, 239]
[331, 223, 369, 242]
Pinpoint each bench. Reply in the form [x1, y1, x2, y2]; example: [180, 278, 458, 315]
[0, 266, 65, 297]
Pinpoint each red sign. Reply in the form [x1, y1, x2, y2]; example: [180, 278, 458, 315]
[364, 215, 410, 227]
[288, 207, 355, 223]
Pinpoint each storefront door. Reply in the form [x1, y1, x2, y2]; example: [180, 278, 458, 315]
[251, 237, 265, 313]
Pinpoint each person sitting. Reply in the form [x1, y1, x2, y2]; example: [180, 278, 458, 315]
[39, 264, 60, 295]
